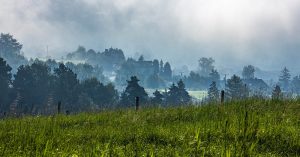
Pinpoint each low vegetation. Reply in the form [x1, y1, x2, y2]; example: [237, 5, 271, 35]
[0, 100, 299, 156]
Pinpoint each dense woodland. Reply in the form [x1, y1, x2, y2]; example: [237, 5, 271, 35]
[1, 33, 300, 115]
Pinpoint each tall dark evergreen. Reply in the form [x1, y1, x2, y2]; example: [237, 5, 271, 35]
[208, 81, 219, 102]
[166, 80, 190, 105]
[0, 57, 12, 110]
[54, 63, 80, 111]
[226, 75, 249, 100]
[120, 76, 148, 106]
[279, 67, 291, 91]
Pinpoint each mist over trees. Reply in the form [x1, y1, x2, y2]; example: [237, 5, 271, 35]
[2, 33, 300, 115]
[66, 46, 126, 72]
[0, 33, 27, 71]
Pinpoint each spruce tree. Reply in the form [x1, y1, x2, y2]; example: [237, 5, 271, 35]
[120, 76, 148, 106]
[226, 75, 249, 100]
[208, 81, 219, 102]
[166, 80, 190, 105]
[279, 67, 291, 91]
[177, 79, 191, 104]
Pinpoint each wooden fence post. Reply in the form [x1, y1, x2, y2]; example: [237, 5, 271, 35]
[135, 97, 140, 111]
[221, 90, 225, 105]
[57, 101, 61, 114]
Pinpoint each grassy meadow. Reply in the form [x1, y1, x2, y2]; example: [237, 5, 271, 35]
[0, 100, 299, 156]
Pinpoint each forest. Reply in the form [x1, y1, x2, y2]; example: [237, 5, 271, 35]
[0, 33, 300, 116]
[1, 33, 300, 116]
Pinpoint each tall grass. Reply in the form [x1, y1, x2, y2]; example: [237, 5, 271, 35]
[0, 99, 299, 156]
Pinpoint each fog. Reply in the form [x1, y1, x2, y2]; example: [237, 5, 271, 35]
[1, 0, 300, 71]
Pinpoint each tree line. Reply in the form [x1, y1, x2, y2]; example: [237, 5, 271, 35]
[0, 57, 192, 116]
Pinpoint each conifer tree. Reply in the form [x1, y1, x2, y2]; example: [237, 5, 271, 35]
[279, 67, 291, 91]
[208, 81, 219, 102]
[166, 80, 190, 105]
[120, 76, 148, 106]
[226, 75, 249, 100]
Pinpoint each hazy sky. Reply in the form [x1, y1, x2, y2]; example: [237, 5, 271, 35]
[1, 0, 300, 71]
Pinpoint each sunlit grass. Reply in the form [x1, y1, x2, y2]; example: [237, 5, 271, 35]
[0, 100, 299, 156]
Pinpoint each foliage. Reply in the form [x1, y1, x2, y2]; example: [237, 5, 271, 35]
[209, 69, 220, 83]
[0, 33, 27, 70]
[198, 57, 215, 77]
[120, 76, 148, 106]
[184, 71, 212, 90]
[166, 80, 191, 105]
[151, 90, 164, 105]
[208, 81, 219, 102]
[80, 78, 119, 109]
[242, 65, 255, 80]
[53, 64, 80, 111]
[226, 75, 249, 100]
[279, 67, 291, 91]
[162, 62, 172, 80]
[66, 47, 126, 71]
[0, 57, 12, 110]
[13, 61, 53, 114]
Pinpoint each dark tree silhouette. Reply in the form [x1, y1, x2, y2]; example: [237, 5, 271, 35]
[0, 33, 27, 69]
[13, 61, 53, 113]
[0, 33, 22, 56]
[163, 62, 172, 80]
[138, 55, 144, 61]
[198, 57, 215, 76]
[166, 80, 191, 105]
[54, 64, 80, 111]
[0, 57, 12, 110]
[153, 59, 159, 74]
[81, 78, 118, 108]
[208, 81, 219, 102]
[226, 75, 249, 100]
[279, 67, 291, 91]
[151, 90, 164, 105]
[120, 76, 148, 107]
[242, 65, 255, 80]
[209, 69, 220, 83]
[159, 60, 164, 75]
